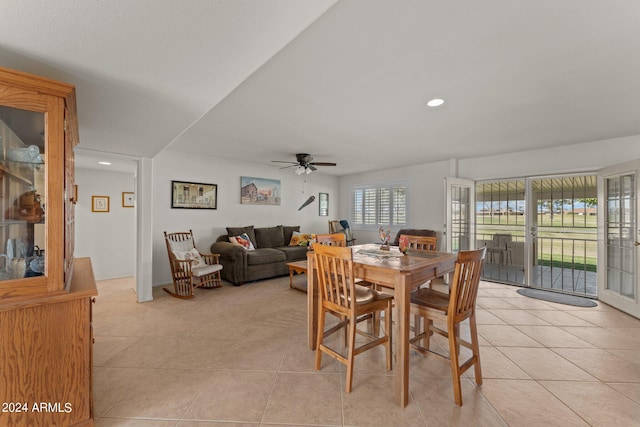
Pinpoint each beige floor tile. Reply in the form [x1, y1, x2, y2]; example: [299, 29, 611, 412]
[540, 380, 640, 426]
[565, 307, 640, 327]
[480, 379, 589, 426]
[104, 369, 212, 419]
[261, 372, 343, 425]
[93, 367, 154, 417]
[489, 309, 552, 326]
[561, 326, 640, 349]
[476, 308, 508, 325]
[93, 336, 140, 366]
[525, 309, 595, 327]
[100, 336, 185, 368]
[607, 349, 640, 367]
[502, 297, 557, 310]
[182, 370, 276, 422]
[93, 277, 640, 426]
[607, 382, 640, 405]
[476, 347, 531, 380]
[552, 347, 640, 382]
[411, 375, 507, 426]
[498, 347, 596, 381]
[96, 418, 178, 426]
[514, 325, 595, 348]
[477, 324, 543, 347]
[476, 297, 519, 310]
[341, 374, 426, 427]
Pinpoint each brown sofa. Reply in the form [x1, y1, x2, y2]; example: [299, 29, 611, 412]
[210, 225, 308, 285]
[392, 228, 438, 246]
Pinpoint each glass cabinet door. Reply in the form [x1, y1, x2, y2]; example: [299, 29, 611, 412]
[0, 105, 46, 282]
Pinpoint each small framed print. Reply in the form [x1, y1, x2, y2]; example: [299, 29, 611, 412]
[92, 195, 110, 213]
[319, 192, 329, 216]
[122, 192, 135, 208]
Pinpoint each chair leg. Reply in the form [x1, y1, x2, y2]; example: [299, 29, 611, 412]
[469, 314, 483, 385]
[315, 309, 326, 370]
[385, 303, 392, 371]
[448, 322, 463, 406]
[345, 318, 357, 393]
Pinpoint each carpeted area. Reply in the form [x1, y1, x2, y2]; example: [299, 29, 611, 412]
[516, 288, 598, 307]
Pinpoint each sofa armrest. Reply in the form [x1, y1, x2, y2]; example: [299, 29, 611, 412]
[210, 241, 247, 284]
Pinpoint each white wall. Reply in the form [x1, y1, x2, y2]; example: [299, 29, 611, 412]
[152, 149, 339, 287]
[338, 160, 450, 246]
[339, 136, 640, 245]
[75, 167, 136, 280]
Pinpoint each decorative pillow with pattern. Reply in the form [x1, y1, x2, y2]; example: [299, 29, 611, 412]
[229, 233, 255, 250]
[173, 247, 207, 268]
[289, 231, 317, 246]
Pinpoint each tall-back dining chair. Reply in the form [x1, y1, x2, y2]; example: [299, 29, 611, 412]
[164, 230, 223, 298]
[315, 233, 346, 247]
[409, 247, 486, 406]
[312, 244, 393, 392]
[401, 234, 437, 251]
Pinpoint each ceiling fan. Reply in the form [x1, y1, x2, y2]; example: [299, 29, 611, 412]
[272, 153, 337, 175]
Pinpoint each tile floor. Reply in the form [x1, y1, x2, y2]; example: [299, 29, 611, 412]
[93, 275, 640, 426]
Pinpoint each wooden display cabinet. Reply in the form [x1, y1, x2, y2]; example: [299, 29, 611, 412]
[0, 67, 97, 426]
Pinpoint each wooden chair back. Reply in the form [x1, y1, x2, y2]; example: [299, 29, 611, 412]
[449, 247, 486, 322]
[315, 233, 346, 247]
[313, 244, 356, 314]
[401, 234, 437, 251]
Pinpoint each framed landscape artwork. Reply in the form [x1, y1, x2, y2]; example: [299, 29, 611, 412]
[172, 180, 217, 209]
[241, 176, 281, 205]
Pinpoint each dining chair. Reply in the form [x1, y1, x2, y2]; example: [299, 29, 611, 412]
[164, 230, 223, 298]
[409, 247, 486, 406]
[315, 233, 346, 246]
[312, 244, 393, 392]
[401, 234, 437, 251]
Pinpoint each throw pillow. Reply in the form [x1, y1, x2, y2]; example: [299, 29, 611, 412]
[280, 225, 300, 245]
[229, 233, 255, 250]
[226, 225, 257, 248]
[289, 231, 317, 246]
[173, 248, 207, 268]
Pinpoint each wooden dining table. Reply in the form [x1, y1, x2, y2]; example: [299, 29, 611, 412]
[306, 244, 457, 407]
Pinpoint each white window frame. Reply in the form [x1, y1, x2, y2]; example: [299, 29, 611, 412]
[350, 180, 409, 230]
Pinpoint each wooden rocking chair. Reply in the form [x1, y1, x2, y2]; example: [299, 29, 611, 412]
[164, 230, 223, 298]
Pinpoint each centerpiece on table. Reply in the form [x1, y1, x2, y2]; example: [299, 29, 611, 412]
[379, 227, 391, 250]
[398, 235, 409, 255]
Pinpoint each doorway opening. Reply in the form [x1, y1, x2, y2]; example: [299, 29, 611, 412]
[475, 174, 597, 297]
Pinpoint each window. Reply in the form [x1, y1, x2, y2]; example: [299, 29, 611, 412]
[351, 181, 408, 228]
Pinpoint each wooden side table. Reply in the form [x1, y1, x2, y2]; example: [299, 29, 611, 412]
[287, 260, 308, 292]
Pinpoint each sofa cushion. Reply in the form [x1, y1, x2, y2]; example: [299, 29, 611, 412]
[277, 245, 308, 261]
[227, 225, 257, 248]
[255, 225, 284, 248]
[246, 248, 286, 266]
[280, 225, 300, 246]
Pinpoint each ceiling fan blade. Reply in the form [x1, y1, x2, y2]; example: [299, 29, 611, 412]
[309, 162, 337, 167]
[272, 160, 297, 164]
[308, 164, 317, 171]
[278, 164, 297, 169]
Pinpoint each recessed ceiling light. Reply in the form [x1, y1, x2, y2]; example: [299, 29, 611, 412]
[426, 98, 445, 107]
[98, 161, 112, 165]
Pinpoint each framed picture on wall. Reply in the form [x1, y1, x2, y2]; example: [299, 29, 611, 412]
[319, 192, 329, 216]
[122, 192, 135, 208]
[92, 195, 110, 213]
[172, 180, 217, 209]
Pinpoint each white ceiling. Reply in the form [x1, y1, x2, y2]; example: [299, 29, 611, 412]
[1, 0, 639, 176]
